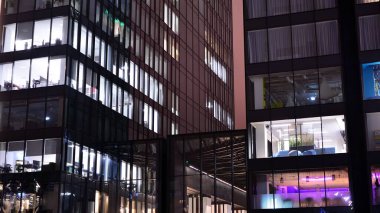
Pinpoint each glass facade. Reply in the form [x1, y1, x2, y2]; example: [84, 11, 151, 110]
[168, 131, 247, 213]
[242, 0, 380, 211]
[249, 67, 343, 110]
[247, 21, 340, 63]
[252, 168, 351, 209]
[0, 138, 160, 212]
[246, 0, 336, 19]
[249, 115, 346, 159]
[0, 0, 234, 138]
[0, 0, 235, 212]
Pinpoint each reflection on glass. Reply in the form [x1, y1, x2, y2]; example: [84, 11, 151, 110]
[48, 56, 66, 86]
[15, 22, 33, 51]
[31, 57, 48, 88]
[35, 0, 53, 9]
[27, 99, 45, 129]
[33, 19, 51, 48]
[19, 0, 35, 13]
[366, 112, 380, 151]
[13, 59, 30, 89]
[5, 0, 18, 14]
[2, 23, 16, 52]
[270, 72, 294, 108]
[51, 17, 68, 45]
[319, 67, 343, 104]
[294, 69, 319, 106]
[9, 101, 27, 130]
[0, 142, 6, 168]
[0, 63, 13, 91]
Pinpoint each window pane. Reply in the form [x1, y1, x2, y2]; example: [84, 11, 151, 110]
[251, 121, 271, 158]
[33, 19, 51, 48]
[246, 0, 266, 18]
[16, 22, 33, 51]
[325, 169, 351, 206]
[9, 101, 27, 130]
[295, 117, 322, 155]
[270, 72, 294, 108]
[293, 69, 319, 106]
[27, 99, 45, 129]
[94, 36, 100, 63]
[6, 141, 24, 173]
[66, 140, 74, 173]
[367, 112, 380, 151]
[319, 67, 343, 104]
[0, 142, 6, 168]
[267, 0, 289, 16]
[5, 0, 18, 14]
[46, 97, 62, 127]
[51, 17, 68, 45]
[36, 0, 53, 9]
[290, 0, 314, 13]
[249, 75, 269, 110]
[322, 115, 346, 154]
[315, 0, 336, 9]
[80, 26, 87, 54]
[272, 119, 297, 157]
[299, 170, 325, 207]
[2, 23, 16, 52]
[13, 59, 30, 90]
[48, 56, 66, 86]
[316, 20, 340, 55]
[53, 0, 69, 7]
[359, 15, 380, 51]
[0, 63, 13, 91]
[268, 27, 291, 61]
[43, 138, 61, 170]
[24, 140, 43, 172]
[292, 23, 316, 58]
[19, 0, 35, 13]
[362, 62, 380, 100]
[273, 171, 300, 208]
[31, 57, 48, 88]
[0, 101, 9, 131]
[82, 146, 89, 177]
[87, 30, 93, 57]
[253, 173, 274, 209]
[247, 30, 268, 63]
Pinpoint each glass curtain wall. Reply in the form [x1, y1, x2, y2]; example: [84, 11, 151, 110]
[247, 20, 340, 63]
[252, 168, 352, 209]
[168, 131, 247, 213]
[249, 67, 343, 110]
[249, 115, 346, 159]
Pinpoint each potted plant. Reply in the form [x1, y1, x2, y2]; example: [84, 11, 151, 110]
[289, 134, 315, 152]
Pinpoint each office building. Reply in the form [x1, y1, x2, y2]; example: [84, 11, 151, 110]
[0, 0, 234, 211]
[244, 0, 380, 212]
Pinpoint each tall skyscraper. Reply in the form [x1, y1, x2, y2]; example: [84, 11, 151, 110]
[0, 0, 234, 212]
[244, 0, 380, 212]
